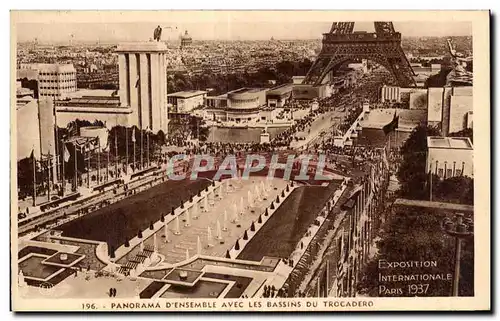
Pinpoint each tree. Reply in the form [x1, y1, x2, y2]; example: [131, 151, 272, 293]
[250, 222, 256, 232]
[109, 245, 116, 258]
[449, 128, 473, 144]
[357, 207, 474, 297]
[425, 67, 453, 88]
[124, 239, 130, 247]
[234, 240, 240, 251]
[432, 175, 474, 205]
[397, 125, 440, 200]
[17, 156, 39, 198]
[258, 215, 263, 224]
[243, 230, 249, 240]
[138, 230, 143, 238]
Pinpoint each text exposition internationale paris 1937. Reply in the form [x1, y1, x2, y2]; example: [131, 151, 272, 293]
[10, 10, 490, 312]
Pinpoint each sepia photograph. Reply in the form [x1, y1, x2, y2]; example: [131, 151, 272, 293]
[10, 10, 490, 311]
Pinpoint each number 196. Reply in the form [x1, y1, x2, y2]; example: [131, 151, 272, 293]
[82, 303, 96, 310]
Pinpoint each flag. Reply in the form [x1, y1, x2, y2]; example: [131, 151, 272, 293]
[383, 110, 399, 135]
[63, 145, 70, 162]
[131, 128, 136, 143]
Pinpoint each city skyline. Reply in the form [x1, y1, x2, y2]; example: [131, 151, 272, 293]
[14, 11, 472, 43]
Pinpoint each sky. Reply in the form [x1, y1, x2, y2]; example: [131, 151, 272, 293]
[13, 11, 473, 43]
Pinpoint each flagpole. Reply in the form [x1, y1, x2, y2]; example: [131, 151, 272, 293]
[114, 128, 118, 178]
[107, 142, 110, 182]
[147, 129, 150, 168]
[125, 127, 129, 175]
[133, 130, 136, 172]
[62, 141, 65, 197]
[74, 144, 77, 191]
[140, 128, 144, 169]
[32, 149, 36, 207]
[394, 106, 398, 151]
[429, 162, 433, 202]
[97, 138, 101, 184]
[87, 142, 90, 188]
[47, 152, 51, 202]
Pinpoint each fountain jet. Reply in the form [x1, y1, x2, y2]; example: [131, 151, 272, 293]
[216, 220, 222, 240]
[197, 236, 202, 255]
[207, 226, 214, 247]
[174, 216, 181, 235]
[164, 224, 170, 242]
[185, 209, 191, 227]
[223, 210, 228, 231]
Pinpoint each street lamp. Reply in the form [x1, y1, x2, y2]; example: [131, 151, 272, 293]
[441, 213, 474, 296]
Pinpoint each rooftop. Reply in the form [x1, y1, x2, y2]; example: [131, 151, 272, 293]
[360, 108, 426, 130]
[453, 86, 473, 96]
[266, 84, 294, 96]
[21, 63, 75, 73]
[168, 90, 208, 99]
[230, 88, 266, 94]
[427, 136, 473, 150]
[67, 89, 116, 98]
[55, 95, 120, 107]
[116, 42, 168, 53]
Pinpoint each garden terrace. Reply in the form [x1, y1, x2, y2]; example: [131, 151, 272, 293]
[58, 179, 211, 250]
[115, 177, 287, 265]
[237, 181, 342, 261]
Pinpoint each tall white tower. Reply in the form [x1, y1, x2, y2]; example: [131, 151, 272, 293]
[116, 42, 168, 133]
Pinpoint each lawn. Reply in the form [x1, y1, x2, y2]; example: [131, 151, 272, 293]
[59, 179, 212, 250]
[237, 183, 339, 261]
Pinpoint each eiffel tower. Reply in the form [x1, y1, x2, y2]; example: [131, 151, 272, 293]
[303, 22, 416, 87]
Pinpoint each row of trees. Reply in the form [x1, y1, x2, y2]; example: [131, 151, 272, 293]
[396, 125, 474, 203]
[167, 115, 209, 145]
[357, 125, 474, 296]
[17, 114, 213, 198]
[357, 205, 474, 297]
[17, 122, 168, 198]
[168, 59, 313, 95]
